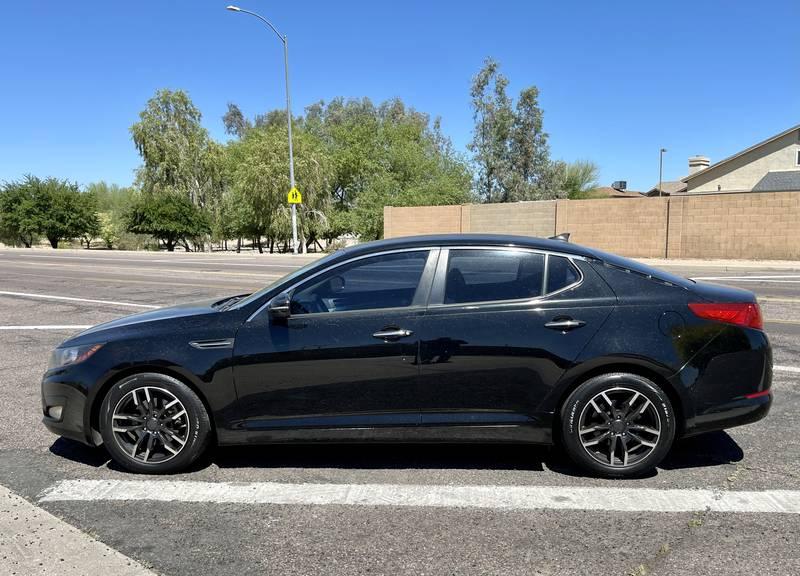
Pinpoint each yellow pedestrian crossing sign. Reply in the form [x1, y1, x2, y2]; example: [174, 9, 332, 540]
[287, 187, 302, 204]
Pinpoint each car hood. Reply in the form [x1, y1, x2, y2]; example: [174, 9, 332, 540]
[63, 297, 224, 344]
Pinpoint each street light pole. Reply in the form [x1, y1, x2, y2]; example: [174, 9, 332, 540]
[658, 148, 667, 198]
[227, 5, 298, 254]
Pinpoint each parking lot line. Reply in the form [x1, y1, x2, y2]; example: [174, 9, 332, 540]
[39, 479, 800, 514]
[0, 290, 158, 309]
[774, 365, 800, 374]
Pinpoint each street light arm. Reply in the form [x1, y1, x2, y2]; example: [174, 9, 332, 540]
[229, 7, 285, 43]
[227, 4, 297, 253]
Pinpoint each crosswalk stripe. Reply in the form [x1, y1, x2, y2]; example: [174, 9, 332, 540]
[39, 480, 800, 514]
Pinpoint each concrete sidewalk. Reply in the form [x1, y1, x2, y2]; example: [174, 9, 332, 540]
[0, 484, 156, 576]
[637, 257, 800, 270]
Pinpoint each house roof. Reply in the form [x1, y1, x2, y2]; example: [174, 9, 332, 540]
[684, 124, 800, 182]
[752, 170, 800, 192]
[592, 186, 644, 198]
[645, 180, 687, 196]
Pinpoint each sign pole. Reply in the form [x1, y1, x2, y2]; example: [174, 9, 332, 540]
[284, 35, 298, 254]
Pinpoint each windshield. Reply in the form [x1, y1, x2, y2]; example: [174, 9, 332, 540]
[230, 251, 343, 310]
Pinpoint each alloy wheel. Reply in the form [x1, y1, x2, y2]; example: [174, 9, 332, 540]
[111, 386, 190, 464]
[578, 386, 662, 467]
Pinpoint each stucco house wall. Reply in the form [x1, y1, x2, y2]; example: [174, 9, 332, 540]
[686, 128, 800, 193]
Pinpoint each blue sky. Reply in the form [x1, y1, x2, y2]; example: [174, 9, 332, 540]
[1, 0, 798, 192]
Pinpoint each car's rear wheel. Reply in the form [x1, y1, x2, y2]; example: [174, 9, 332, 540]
[560, 373, 675, 478]
[100, 373, 211, 474]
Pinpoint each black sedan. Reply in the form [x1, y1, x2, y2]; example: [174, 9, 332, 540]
[41, 234, 772, 477]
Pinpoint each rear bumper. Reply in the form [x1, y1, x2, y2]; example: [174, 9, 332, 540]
[682, 392, 772, 437]
[677, 325, 772, 437]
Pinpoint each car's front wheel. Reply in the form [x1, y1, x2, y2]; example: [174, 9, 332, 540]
[100, 373, 211, 474]
[560, 373, 676, 478]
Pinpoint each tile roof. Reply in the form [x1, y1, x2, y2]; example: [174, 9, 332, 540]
[645, 181, 687, 196]
[752, 170, 800, 192]
[592, 186, 644, 198]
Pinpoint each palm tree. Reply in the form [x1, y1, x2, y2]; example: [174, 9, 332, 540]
[562, 160, 600, 199]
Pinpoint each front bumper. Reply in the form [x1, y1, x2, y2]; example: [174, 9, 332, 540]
[41, 376, 99, 446]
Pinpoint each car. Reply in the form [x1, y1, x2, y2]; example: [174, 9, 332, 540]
[41, 234, 772, 477]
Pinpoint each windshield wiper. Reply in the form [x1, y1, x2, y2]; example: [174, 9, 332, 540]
[214, 294, 249, 311]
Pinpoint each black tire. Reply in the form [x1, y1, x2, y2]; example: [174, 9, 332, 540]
[560, 373, 675, 478]
[100, 372, 212, 474]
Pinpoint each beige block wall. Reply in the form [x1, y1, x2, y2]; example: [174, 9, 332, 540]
[674, 191, 800, 259]
[383, 192, 800, 260]
[383, 205, 464, 238]
[470, 201, 556, 237]
[554, 197, 670, 258]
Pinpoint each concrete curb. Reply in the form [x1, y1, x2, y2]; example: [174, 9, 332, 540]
[0, 483, 157, 576]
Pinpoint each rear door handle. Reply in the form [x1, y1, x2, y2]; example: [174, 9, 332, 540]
[372, 328, 414, 341]
[544, 318, 586, 331]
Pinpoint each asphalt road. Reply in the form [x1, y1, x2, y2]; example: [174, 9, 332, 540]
[1, 248, 799, 576]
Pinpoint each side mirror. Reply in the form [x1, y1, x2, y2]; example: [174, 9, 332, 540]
[268, 292, 291, 320]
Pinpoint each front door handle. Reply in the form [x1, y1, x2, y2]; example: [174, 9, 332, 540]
[544, 318, 586, 331]
[372, 328, 414, 341]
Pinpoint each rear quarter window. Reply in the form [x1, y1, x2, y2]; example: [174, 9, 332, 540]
[546, 256, 581, 294]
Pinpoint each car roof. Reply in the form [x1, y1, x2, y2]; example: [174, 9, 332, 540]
[339, 234, 598, 259]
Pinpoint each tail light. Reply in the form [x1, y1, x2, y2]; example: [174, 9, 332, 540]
[688, 302, 763, 330]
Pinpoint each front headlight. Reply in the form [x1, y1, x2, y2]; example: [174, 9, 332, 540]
[48, 343, 104, 370]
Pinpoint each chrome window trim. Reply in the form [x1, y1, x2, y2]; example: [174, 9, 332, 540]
[428, 246, 585, 310]
[246, 247, 438, 322]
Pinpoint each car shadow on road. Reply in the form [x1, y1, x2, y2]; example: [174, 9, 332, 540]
[659, 431, 744, 470]
[49, 437, 110, 467]
[207, 442, 552, 473]
[48, 430, 744, 477]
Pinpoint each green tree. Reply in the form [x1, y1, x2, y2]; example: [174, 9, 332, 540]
[469, 58, 555, 202]
[98, 212, 119, 249]
[35, 177, 100, 249]
[225, 123, 331, 252]
[0, 178, 40, 247]
[87, 181, 151, 250]
[304, 97, 473, 239]
[75, 190, 102, 248]
[126, 191, 210, 251]
[0, 176, 98, 248]
[130, 89, 223, 249]
[222, 103, 251, 138]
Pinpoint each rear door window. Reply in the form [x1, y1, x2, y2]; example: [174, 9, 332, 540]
[444, 249, 545, 304]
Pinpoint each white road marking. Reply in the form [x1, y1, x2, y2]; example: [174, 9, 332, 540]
[0, 484, 156, 575]
[38, 480, 800, 514]
[774, 365, 800, 374]
[692, 275, 800, 283]
[0, 325, 92, 330]
[2, 259, 281, 278]
[0, 290, 158, 309]
[0, 254, 308, 268]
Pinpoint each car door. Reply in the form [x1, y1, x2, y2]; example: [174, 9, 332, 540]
[417, 247, 616, 430]
[232, 248, 438, 433]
